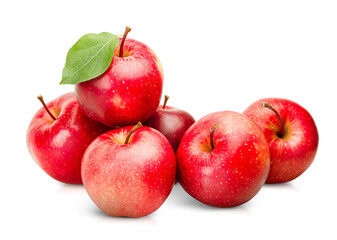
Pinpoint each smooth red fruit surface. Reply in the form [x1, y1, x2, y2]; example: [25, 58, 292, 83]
[144, 104, 195, 152]
[81, 125, 176, 217]
[75, 38, 163, 127]
[27, 92, 109, 184]
[243, 98, 319, 183]
[177, 111, 270, 207]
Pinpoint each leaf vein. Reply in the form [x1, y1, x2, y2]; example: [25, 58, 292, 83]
[66, 36, 115, 79]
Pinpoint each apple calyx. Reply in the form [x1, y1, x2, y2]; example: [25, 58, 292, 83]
[124, 122, 142, 144]
[119, 26, 132, 58]
[261, 102, 284, 137]
[210, 123, 218, 151]
[37, 95, 56, 121]
[162, 95, 169, 109]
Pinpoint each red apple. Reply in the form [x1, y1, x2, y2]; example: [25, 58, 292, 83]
[243, 98, 319, 183]
[81, 123, 176, 217]
[144, 95, 195, 152]
[75, 29, 163, 127]
[176, 111, 270, 207]
[27, 92, 108, 184]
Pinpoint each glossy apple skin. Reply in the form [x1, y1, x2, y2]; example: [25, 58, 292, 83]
[144, 105, 195, 152]
[75, 37, 163, 127]
[81, 125, 176, 217]
[243, 98, 319, 183]
[27, 92, 109, 184]
[177, 111, 270, 207]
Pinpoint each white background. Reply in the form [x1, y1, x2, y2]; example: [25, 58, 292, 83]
[1, 0, 336, 239]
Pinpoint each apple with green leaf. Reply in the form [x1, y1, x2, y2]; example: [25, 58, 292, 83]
[60, 27, 163, 128]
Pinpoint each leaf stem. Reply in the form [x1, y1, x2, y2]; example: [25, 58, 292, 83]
[119, 26, 132, 58]
[37, 95, 56, 121]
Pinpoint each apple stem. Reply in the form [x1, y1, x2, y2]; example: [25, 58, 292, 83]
[119, 26, 132, 58]
[162, 95, 169, 109]
[124, 122, 142, 144]
[210, 123, 218, 151]
[37, 95, 56, 121]
[261, 102, 284, 137]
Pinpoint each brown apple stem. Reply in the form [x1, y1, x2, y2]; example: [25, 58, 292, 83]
[124, 122, 142, 144]
[162, 95, 169, 109]
[261, 102, 284, 137]
[119, 26, 132, 58]
[37, 95, 56, 121]
[210, 123, 218, 151]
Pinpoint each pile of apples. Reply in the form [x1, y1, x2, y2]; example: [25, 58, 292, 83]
[27, 28, 319, 218]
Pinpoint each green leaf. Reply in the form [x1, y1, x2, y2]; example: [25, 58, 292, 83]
[60, 32, 119, 85]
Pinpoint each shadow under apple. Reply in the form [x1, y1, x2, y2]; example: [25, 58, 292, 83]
[171, 184, 252, 213]
[88, 203, 158, 224]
